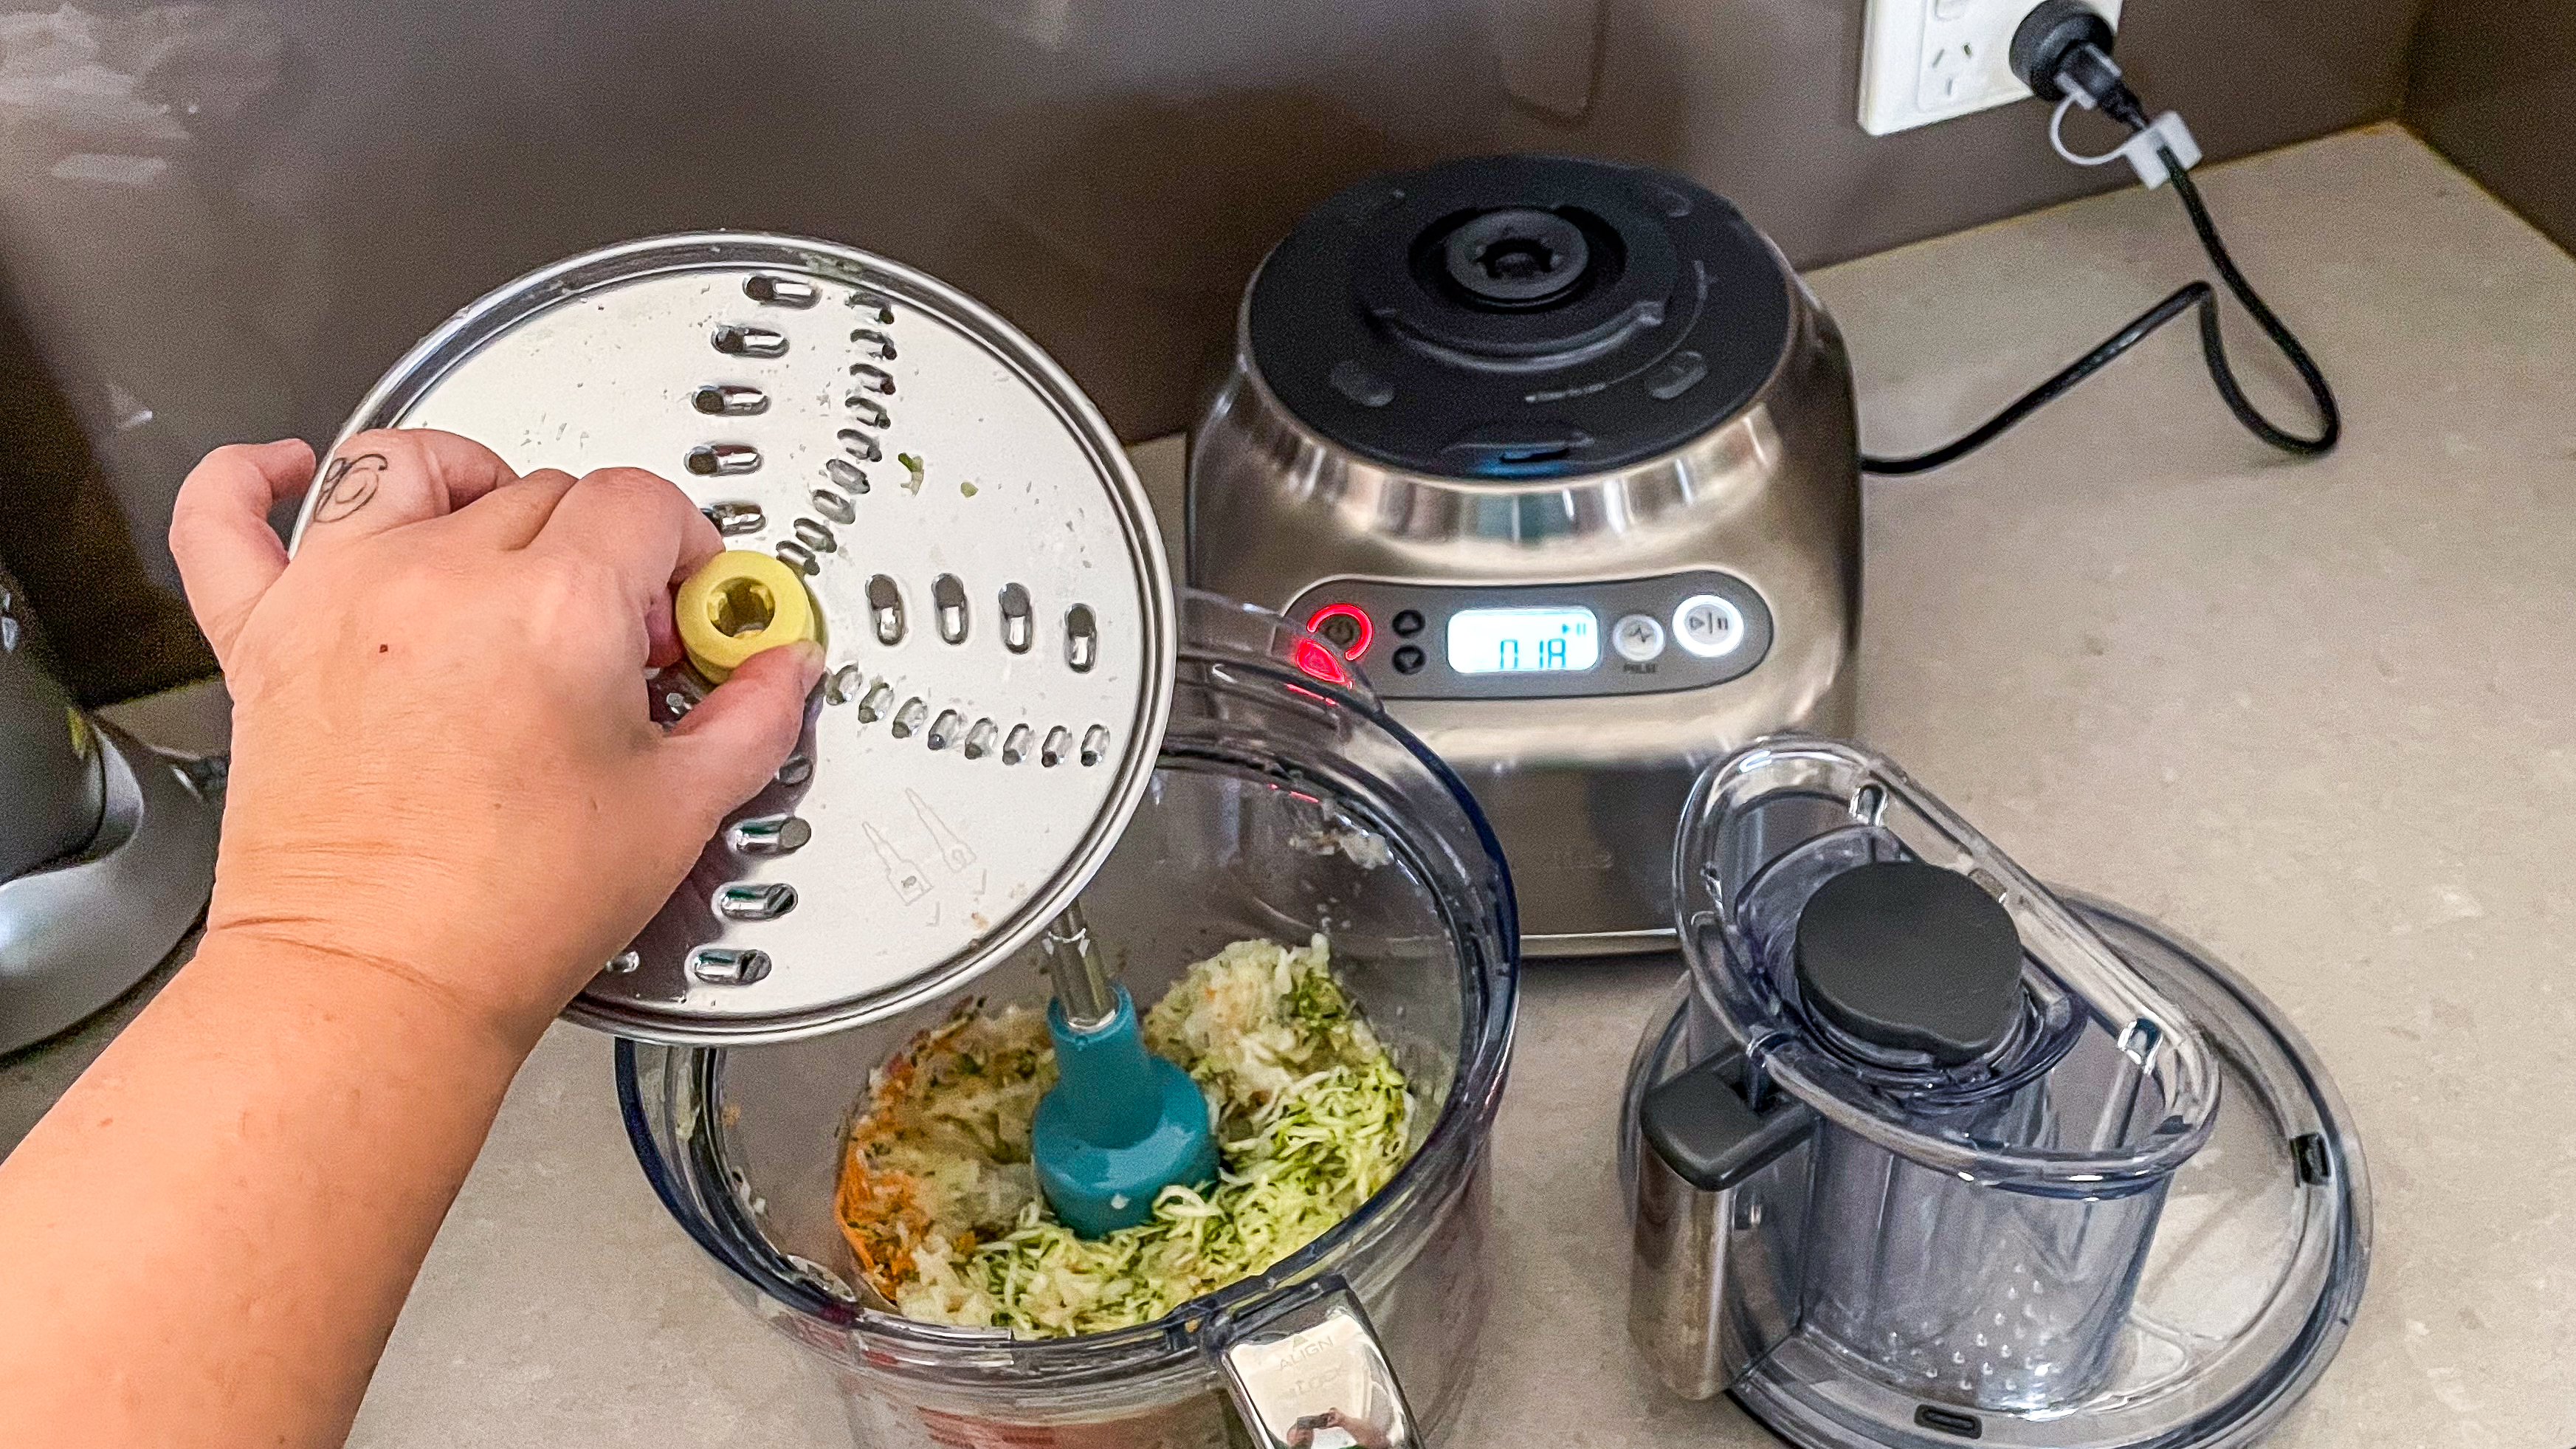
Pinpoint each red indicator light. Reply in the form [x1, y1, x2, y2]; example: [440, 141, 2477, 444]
[1304, 602, 1374, 661]
[1292, 639, 1349, 685]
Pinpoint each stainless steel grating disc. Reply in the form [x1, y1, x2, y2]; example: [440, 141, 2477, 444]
[298, 233, 1174, 1044]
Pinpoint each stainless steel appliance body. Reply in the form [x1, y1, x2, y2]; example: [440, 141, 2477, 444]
[1188, 156, 1859, 954]
[0, 571, 102, 885]
[0, 565, 221, 1053]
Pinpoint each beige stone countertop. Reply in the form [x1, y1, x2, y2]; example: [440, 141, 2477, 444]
[5, 123, 2571, 1447]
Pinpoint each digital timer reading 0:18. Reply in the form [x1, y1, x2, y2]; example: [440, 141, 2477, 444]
[1444, 607, 1601, 675]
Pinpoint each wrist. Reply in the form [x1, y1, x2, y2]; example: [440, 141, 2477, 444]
[188, 921, 561, 1062]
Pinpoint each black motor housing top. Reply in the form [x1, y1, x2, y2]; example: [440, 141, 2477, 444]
[1246, 155, 1797, 481]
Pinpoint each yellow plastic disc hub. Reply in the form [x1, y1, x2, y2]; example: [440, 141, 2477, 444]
[675, 550, 821, 682]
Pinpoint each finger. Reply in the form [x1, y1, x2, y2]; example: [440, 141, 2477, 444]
[531, 467, 724, 585]
[658, 642, 824, 826]
[294, 428, 519, 552]
[527, 468, 724, 659]
[441, 467, 581, 549]
[646, 603, 685, 672]
[168, 438, 316, 664]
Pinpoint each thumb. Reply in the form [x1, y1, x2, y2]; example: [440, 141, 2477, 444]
[168, 438, 316, 667]
[658, 641, 824, 825]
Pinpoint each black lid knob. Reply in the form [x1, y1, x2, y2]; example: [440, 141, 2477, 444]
[1793, 861, 2023, 1067]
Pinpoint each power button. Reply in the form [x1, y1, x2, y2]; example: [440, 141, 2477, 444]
[1304, 603, 1373, 660]
[1671, 594, 1744, 658]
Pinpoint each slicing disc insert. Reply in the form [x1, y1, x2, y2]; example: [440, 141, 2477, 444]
[301, 233, 1174, 1044]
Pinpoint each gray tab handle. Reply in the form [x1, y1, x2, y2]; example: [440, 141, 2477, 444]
[1629, 1047, 1815, 1400]
[1207, 1276, 1419, 1449]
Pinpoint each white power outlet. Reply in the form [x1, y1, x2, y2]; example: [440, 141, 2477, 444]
[1858, 0, 2122, 137]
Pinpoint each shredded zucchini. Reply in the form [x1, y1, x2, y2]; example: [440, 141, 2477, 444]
[834, 936, 1413, 1337]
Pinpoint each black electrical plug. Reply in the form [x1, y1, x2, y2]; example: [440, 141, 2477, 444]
[2010, 1, 2147, 128]
[1862, 0, 2343, 477]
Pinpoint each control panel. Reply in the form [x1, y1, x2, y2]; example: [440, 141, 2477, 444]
[1284, 571, 1774, 701]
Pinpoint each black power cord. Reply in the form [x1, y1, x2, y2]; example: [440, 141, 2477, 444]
[1859, 7, 2341, 476]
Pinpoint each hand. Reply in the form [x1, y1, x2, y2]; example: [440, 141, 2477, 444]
[170, 430, 822, 1045]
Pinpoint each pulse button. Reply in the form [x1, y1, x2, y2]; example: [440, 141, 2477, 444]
[1612, 613, 1667, 664]
[1673, 594, 1744, 658]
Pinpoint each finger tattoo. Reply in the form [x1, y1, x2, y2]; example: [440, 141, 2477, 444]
[311, 452, 389, 523]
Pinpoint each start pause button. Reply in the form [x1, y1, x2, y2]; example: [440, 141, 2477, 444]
[1672, 593, 1744, 658]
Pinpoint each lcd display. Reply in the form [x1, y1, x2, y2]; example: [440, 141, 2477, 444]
[1445, 607, 1599, 674]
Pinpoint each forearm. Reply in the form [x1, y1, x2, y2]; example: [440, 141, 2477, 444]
[0, 433, 814, 1442]
[0, 928, 544, 1448]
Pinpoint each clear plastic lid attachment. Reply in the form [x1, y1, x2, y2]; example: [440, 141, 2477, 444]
[1676, 737, 2222, 1194]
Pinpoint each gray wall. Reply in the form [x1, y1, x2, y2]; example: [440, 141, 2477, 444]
[1, 0, 2425, 694]
[2406, 0, 2576, 253]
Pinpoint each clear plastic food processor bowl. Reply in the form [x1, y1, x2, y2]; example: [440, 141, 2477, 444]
[1625, 737, 2369, 1449]
[618, 596, 1518, 1449]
